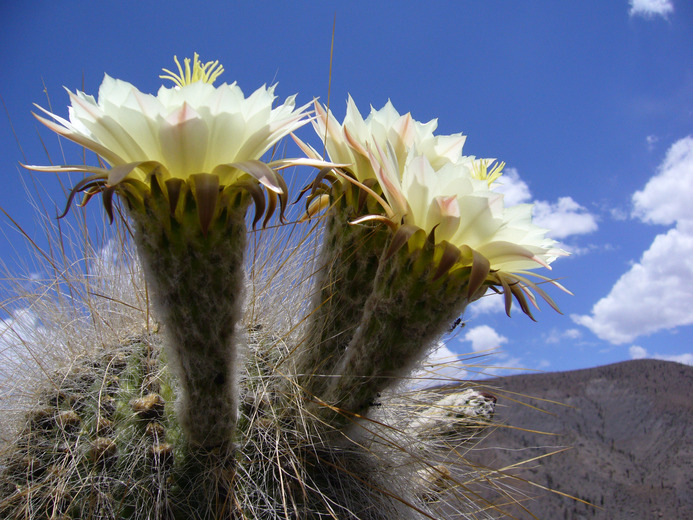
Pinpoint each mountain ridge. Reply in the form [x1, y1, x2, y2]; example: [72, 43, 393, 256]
[464, 359, 693, 519]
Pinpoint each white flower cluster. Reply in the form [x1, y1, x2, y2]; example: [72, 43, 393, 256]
[28, 53, 567, 315]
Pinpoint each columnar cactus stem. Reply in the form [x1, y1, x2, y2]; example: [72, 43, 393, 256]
[296, 202, 388, 400]
[9, 55, 571, 519]
[129, 179, 248, 450]
[324, 239, 482, 424]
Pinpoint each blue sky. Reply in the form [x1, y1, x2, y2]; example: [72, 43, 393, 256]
[1, 0, 691, 377]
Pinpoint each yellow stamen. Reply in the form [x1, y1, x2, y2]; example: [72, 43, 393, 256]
[472, 159, 505, 186]
[160, 53, 225, 87]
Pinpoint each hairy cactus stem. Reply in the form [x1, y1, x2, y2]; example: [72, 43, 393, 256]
[295, 181, 389, 401]
[324, 237, 485, 428]
[126, 174, 249, 451]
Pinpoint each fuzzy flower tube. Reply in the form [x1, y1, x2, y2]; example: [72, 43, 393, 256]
[330, 152, 567, 422]
[25, 54, 314, 450]
[293, 98, 467, 400]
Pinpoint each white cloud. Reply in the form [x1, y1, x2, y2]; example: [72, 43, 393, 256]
[632, 136, 693, 225]
[533, 197, 599, 239]
[467, 292, 505, 316]
[629, 345, 648, 359]
[629, 0, 674, 18]
[545, 327, 582, 344]
[663, 353, 693, 365]
[564, 328, 582, 340]
[462, 325, 508, 352]
[575, 137, 693, 344]
[495, 168, 598, 240]
[610, 207, 629, 221]
[412, 342, 468, 388]
[0, 308, 50, 386]
[1, 309, 40, 354]
[628, 345, 693, 366]
[573, 222, 693, 343]
[453, 325, 540, 378]
[495, 167, 531, 206]
[537, 359, 551, 369]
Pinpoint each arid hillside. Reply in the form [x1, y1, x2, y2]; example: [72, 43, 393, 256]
[466, 359, 693, 519]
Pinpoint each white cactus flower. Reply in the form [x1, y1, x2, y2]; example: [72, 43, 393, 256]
[314, 96, 467, 181]
[294, 97, 469, 217]
[368, 143, 569, 317]
[25, 54, 325, 228]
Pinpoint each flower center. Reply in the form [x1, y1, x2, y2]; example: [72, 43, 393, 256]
[472, 159, 505, 186]
[160, 53, 225, 87]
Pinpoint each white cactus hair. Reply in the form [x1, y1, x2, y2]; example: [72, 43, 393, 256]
[0, 170, 531, 519]
[0, 196, 149, 443]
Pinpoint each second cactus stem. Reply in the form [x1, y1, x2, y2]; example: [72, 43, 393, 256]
[323, 241, 479, 426]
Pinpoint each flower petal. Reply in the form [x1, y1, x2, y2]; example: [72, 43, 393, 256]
[225, 160, 283, 194]
[159, 102, 209, 178]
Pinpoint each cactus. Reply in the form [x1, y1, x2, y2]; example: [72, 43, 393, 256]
[2, 54, 568, 519]
[0, 243, 502, 519]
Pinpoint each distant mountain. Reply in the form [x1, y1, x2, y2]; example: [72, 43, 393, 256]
[465, 359, 693, 519]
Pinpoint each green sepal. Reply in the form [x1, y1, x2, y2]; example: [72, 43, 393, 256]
[190, 173, 220, 236]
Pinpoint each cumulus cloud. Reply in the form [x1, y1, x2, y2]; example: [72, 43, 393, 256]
[629, 0, 674, 18]
[533, 197, 599, 239]
[0, 308, 51, 387]
[664, 353, 693, 365]
[629, 345, 693, 366]
[575, 136, 693, 344]
[1, 309, 41, 359]
[495, 168, 598, 240]
[412, 342, 468, 388]
[495, 167, 532, 206]
[610, 207, 629, 221]
[467, 165, 598, 317]
[632, 136, 693, 225]
[574, 221, 693, 343]
[629, 345, 648, 359]
[462, 325, 508, 352]
[564, 328, 582, 340]
[455, 326, 537, 378]
[467, 292, 505, 316]
[537, 359, 551, 370]
[545, 327, 582, 344]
